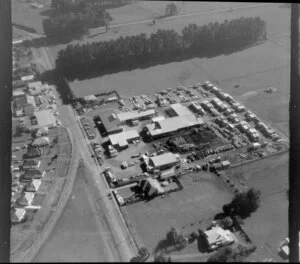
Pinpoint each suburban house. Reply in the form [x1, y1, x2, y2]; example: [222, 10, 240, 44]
[35, 127, 49, 137]
[23, 104, 35, 116]
[11, 208, 26, 223]
[26, 179, 42, 192]
[148, 152, 179, 171]
[18, 192, 35, 206]
[22, 169, 45, 181]
[24, 148, 42, 159]
[138, 178, 165, 197]
[32, 136, 50, 147]
[203, 226, 236, 251]
[22, 159, 41, 169]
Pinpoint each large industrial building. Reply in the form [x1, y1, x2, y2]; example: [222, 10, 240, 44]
[144, 103, 204, 140]
[108, 130, 140, 149]
[148, 152, 179, 171]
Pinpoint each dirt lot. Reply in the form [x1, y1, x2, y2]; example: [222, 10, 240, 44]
[33, 165, 120, 262]
[224, 152, 288, 261]
[123, 172, 233, 252]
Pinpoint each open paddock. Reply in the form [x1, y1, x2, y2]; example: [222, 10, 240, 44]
[123, 172, 233, 251]
[224, 152, 288, 261]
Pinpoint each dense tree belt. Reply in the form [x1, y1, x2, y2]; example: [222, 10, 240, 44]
[56, 17, 267, 80]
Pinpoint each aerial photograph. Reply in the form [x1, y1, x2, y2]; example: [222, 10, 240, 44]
[10, 0, 290, 262]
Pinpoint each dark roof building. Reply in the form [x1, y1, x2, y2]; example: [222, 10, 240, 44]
[23, 148, 42, 159]
[21, 169, 45, 181]
[99, 109, 123, 136]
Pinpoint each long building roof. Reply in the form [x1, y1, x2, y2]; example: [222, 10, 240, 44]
[146, 115, 204, 137]
[149, 152, 178, 168]
[116, 109, 155, 122]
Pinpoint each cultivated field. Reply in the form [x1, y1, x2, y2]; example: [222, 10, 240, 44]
[224, 152, 288, 261]
[123, 172, 233, 252]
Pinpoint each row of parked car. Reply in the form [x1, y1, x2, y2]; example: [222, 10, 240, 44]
[91, 142, 103, 165]
[81, 118, 95, 140]
[186, 144, 234, 163]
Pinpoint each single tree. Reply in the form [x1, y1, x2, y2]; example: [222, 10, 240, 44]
[166, 227, 178, 245]
[165, 3, 178, 17]
[219, 217, 233, 230]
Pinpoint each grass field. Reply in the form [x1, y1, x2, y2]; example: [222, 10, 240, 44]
[224, 152, 288, 261]
[123, 172, 233, 252]
[12, 0, 51, 34]
[33, 165, 120, 262]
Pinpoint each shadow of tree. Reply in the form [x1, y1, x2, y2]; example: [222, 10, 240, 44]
[153, 239, 178, 255]
[214, 212, 227, 220]
[197, 236, 209, 253]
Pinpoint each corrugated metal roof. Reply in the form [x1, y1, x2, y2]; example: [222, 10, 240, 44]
[117, 109, 155, 122]
[150, 152, 178, 168]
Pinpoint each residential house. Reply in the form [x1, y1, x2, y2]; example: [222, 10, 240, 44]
[24, 148, 42, 159]
[21, 169, 45, 181]
[22, 159, 40, 169]
[32, 137, 50, 147]
[203, 226, 236, 251]
[26, 179, 42, 192]
[11, 208, 26, 223]
[18, 192, 35, 206]
[138, 178, 165, 197]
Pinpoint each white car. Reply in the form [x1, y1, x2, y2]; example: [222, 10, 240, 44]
[53, 112, 58, 116]
[56, 120, 61, 126]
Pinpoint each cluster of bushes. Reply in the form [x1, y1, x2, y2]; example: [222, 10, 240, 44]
[223, 188, 261, 219]
[43, 0, 112, 39]
[56, 16, 267, 80]
[207, 244, 257, 262]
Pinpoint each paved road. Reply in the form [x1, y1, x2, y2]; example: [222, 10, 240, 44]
[28, 46, 137, 262]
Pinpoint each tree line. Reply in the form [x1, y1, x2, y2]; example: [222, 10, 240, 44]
[56, 16, 267, 80]
[43, 0, 113, 39]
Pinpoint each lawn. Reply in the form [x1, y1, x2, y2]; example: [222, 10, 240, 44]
[123, 172, 233, 252]
[224, 152, 288, 261]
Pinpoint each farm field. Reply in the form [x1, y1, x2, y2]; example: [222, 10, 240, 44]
[33, 165, 120, 262]
[224, 152, 288, 262]
[49, 2, 289, 58]
[12, 0, 51, 34]
[123, 172, 233, 252]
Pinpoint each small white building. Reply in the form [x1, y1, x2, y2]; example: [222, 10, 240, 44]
[204, 226, 236, 251]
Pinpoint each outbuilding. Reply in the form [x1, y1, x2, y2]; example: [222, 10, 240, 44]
[204, 226, 236, 251]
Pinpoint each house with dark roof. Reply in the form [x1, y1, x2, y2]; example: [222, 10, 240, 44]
[23, 148, 42, 159]
[22, 160, 40, 169]
[18, 192, 35, 206]
[14, 94, 28, 109]
[26, 179, 41, 192]
[21, 169, 45, 181]
[98, 109, 123, 136]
